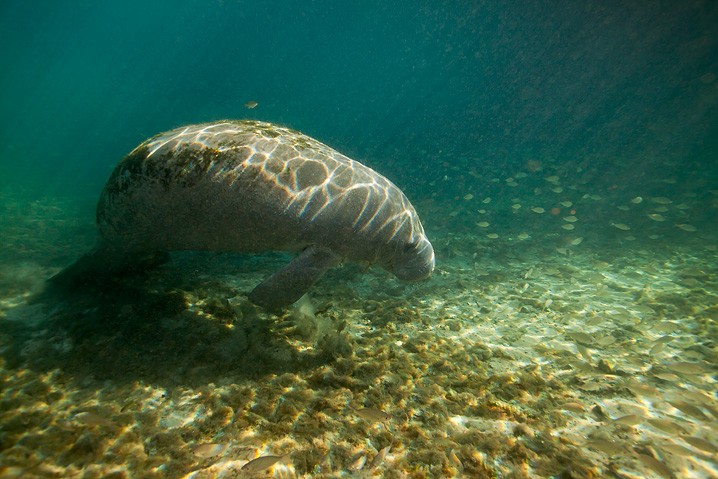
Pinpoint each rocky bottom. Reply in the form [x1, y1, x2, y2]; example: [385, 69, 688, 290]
[0, 194, 716, 478]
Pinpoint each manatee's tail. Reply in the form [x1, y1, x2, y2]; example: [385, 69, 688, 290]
[46, 243, 169, 291]
[248, 246, 340, 311]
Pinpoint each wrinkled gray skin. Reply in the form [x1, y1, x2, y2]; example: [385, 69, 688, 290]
[88, 120, 434, 308]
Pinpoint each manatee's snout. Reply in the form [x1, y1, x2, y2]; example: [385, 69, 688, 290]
[392, 236, 435, 281]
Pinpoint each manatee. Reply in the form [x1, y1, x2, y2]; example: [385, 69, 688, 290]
[53, 120, 434, 309]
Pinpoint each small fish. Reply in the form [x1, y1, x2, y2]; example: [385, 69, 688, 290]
[680, 390, 713, 405]
[192, 443, 228, 458]
[647, 418, 688, 435]
[636, 453, 675, 479]
[596, 335, 616, 347]
[244, 100, 258, 109]
[72, 412, 116, 428]
[652, 373, 679, 382]
[676, 223, 697, 232]
[447, 448, 462, 467]
[649, 342, 667, 355]
[586, 439, 625, 456]
[568, 359, 594, 372]
[531, 206, 545, 213]
[348, 454, 367, 471]
[666, 362, 705, 375]
[660, 443, 695, 457]
[561, 402, 585, 414]
[654, 321, 679, 333]
[354, 407, 391, 423]
[579, 381, 603, 392]
[120, 400, 140, 413]
[668, 401, 707, 420]
[683, 350, 706, 361]
[612, 223, 630, 231]
[567, 332, 593, 344]
[585, 316, 602, 326]
[626, 382, 660, 398]
[648, 213, 666, 222]
[241, 454, 289, 471]
[683, 436, 717, 454]
[576, 344, 591, 359]
[463, 193, 474, 200]
[368, 446, 391, 469]
[613, 414, 642, 426]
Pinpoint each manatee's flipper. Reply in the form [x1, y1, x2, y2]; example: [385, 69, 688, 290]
[249, 246, 340, 310]
[47, 244, 169, 290]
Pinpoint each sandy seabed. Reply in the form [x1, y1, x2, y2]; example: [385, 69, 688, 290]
[0, 190, 716, 479]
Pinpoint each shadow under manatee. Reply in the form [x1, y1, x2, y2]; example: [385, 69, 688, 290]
[7, 251, 353, 388]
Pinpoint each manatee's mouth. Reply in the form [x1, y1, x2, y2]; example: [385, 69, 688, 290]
[393, 240, 435, 281]
[395, 261, 434, 281]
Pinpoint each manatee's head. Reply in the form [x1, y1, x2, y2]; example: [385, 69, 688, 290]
[390, 233, 435, 281]
[368, 190, 434, 282]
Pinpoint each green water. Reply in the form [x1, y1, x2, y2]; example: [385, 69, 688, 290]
[1, 2, 716, 478]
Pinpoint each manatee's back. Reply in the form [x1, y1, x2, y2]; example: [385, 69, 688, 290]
[97, 120, 316, 253]
[97, 120, 428, 268]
